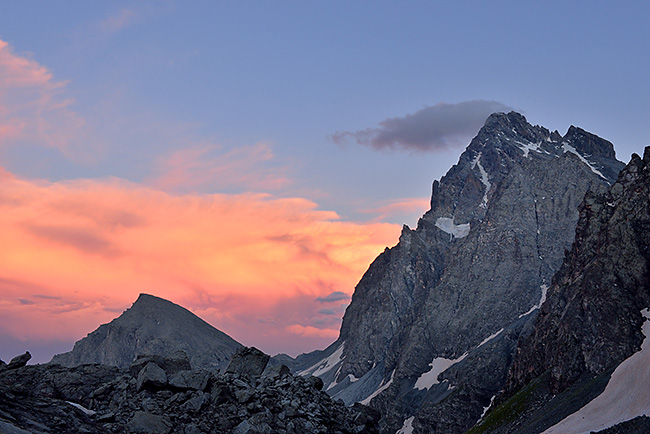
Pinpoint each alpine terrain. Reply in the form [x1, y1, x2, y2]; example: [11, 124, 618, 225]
[474, 146, 650, 434]
[51, 293, 243, 372]
[292, 112, 625, 433]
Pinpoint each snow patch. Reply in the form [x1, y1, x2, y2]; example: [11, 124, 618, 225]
[519, 284, 549, 318]
[542, 308, 650, 434]
[513, 139, 543, 158]
[299, 343, 345, 377]
[396, 416, 415, 434]
[471, 152, 491, 208]
[478, 328, 504, 348]
[479, 395, 496, 421]
[360, 370, 395, 405]
[562, 143, 607, 180]
[435, 217, 470, 239]
[414, 353, 468, 390]
[66, 401, 96, 416]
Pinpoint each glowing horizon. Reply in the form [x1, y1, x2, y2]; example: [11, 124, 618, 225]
[0, 166, 407, 362]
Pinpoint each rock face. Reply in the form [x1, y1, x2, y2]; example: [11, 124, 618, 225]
[473, 147, 650, 433]
[51, 294, 242, 371]
[297, 112, 625, 433]
[507, 147, 650, 394]
[225, 347, 270, 378]
[0, 349, 380, 434]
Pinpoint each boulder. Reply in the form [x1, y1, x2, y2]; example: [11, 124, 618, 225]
[7, 352, 31, 370]
[262, 363, 291, 379]
[224, 347, 270, 378]
[129, 350, 191, 376]
[168, 370, 210, 391]
[136, 362, 167, 391]
[127, 411, 171, 434]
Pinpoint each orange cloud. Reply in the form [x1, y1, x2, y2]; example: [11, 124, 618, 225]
[0, 39, 90, 159]
[0, 169, 400, 359]
[149, 142, 292, 193]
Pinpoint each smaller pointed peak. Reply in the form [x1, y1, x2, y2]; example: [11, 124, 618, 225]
[134, 293, 160, 303]
[563, 125, 616, 159]
[643, 146, 650, 164]
[131, 293, 175, 310]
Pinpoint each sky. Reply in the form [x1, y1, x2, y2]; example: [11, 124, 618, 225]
[0, 1, 648, 363]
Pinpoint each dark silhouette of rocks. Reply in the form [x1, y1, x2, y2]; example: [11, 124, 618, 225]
[6, 352, 31, 370]
[0, 348, 379, 433]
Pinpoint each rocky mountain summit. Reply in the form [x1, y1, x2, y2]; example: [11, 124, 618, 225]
[0, 346, 379, 433]
[472, 146, 650, 433]
[51, 294, 242, 372]
[295, 112, 625, 433]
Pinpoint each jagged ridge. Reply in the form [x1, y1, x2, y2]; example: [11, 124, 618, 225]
[298, 112, 625, 433]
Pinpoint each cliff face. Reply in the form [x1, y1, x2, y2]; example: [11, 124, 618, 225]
[298, 112, 625, 433]
[506, 147, 650, 396]
[470, 147, 650, 434]
[51, 294, 242, 371]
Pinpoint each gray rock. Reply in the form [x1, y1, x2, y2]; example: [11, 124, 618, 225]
[137, 362, 167, 391]
[0, 420, 33, 434]
[306, 375, 324, 391]
[262, 362, 291, 379]
[130, 351, 192, 377]
[168, 369, 210, 391]
[485, 147, 650, 433]
[51, 293, 242, 371]
[127, 411, 171, 434]
[299, 112, 625, 433]
[0, 346, 379, 433]
[7, 352, 31, 369]
[225, 347, 270, 378]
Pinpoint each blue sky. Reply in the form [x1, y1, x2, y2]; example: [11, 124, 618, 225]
[0, 1, 649, 362]
[2, 1, 647, 223]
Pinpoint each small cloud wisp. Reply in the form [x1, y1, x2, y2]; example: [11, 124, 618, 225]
[331, 100, 514, 153]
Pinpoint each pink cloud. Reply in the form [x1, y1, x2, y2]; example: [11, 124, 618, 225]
[0, 168, 400, 358]
[102, 9, 137, 32]
[149, 142, 292, 193]
[286, 324, 340, 339]
[0, 40, 53, 87]
[0, 39, 91, 160]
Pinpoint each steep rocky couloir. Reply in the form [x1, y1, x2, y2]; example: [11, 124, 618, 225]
[297, 112, 625, 433]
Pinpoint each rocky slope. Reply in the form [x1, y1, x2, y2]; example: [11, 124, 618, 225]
[51, 294, 242, 372]
[297, 112, 625, 433]
[0, 347, 379, 434]
[472, 147, 650, 433]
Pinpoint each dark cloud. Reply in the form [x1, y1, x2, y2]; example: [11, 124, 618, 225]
[317, 308, 336, 315]
[315, 291, 349, 303]
[331, 100, 515, 152]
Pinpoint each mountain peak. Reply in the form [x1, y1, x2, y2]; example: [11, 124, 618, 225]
[483, 110, 528, 128]
[563, 125, 617, 159]
[51, 294, 242, 370]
